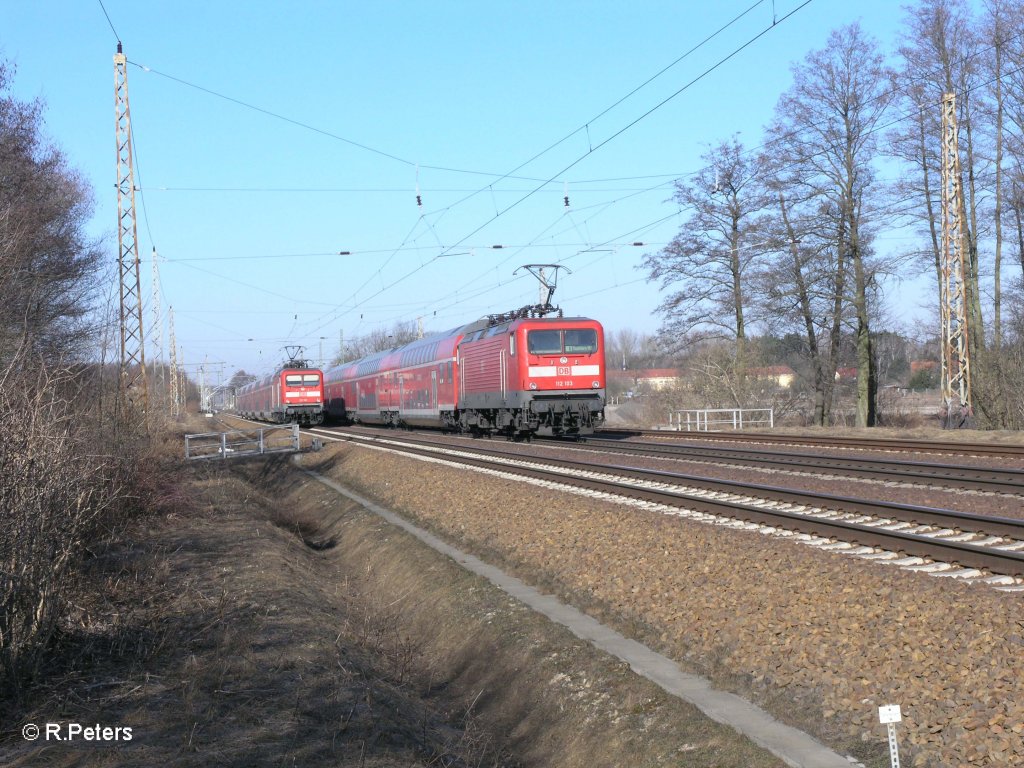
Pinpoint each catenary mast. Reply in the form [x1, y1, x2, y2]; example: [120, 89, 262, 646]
[939, 92, 972, 427]
[114, 42, 148, 418]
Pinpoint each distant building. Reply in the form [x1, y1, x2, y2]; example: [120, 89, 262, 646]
[747, 365, 796, 388]
[608, 368, 681, 392]
[611, 365, 800, 391]
[910, 360, 939, 373]
[835, 367, 858, 381]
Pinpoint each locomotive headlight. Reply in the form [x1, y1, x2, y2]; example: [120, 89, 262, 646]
[592, 380, 600, 388]
[529, 382, 538, 390]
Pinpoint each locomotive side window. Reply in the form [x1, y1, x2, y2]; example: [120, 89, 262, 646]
[527, 330, 562, 354]
[564, 329, 598, 354]
[509, 334, 516, 356]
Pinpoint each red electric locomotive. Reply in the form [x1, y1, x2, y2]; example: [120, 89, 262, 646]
[236, 364, 325, 426]
[324, 309, 605, 438]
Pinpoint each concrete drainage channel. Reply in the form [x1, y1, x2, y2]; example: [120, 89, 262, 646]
[295, 455, 864, 768]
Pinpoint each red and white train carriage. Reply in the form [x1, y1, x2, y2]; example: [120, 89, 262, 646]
[324, 310, 605, 438]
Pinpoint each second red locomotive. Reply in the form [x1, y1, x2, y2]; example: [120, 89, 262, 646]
[323, 309, 605, 438]
[236, 364, 325, 426]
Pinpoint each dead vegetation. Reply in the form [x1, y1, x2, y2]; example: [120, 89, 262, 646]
[0, 362, 143, 695]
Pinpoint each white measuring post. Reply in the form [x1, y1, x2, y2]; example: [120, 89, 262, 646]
[878, 704, 902, 768]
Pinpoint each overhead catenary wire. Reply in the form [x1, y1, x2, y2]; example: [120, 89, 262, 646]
[127, 60, 562, 183]
[388, 22, 1024, 333]
[123, 1, 792, 338]
[406, 0, 775, 223]
[96, 0, 120, 43]
[151, 3, 1015, 368]
[126, 2, 811, 356]
[289, 2, 816, 342]
[126, 2, 766, 203]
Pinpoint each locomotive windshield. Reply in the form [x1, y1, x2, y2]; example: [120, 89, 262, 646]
[285, 373, 320, 386]
[564, 329, 598, 354]
[527, 328, 598, 355]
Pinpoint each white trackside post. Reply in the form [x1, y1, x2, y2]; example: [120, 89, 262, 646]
[878, 704, 902, 768]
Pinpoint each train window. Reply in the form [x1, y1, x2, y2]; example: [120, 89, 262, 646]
[447, 361, 453, 382]
[303, 374, 320, 384]
[438, 363, 445, 384]
[564, 328, 598, 354]
[285, 375, 303, 385]
[527, 330, 562, 355]
[509, 334, 516, 356]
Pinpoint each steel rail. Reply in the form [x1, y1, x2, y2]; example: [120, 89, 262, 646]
[597, 428, 1024, 459]
[313, 427, 1024, 577]
[580, 438, 1024, 494]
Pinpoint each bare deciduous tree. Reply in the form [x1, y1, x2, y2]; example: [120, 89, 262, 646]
[334, 320, 422, 364]
[0, 62, 104, 367]
[771, 23, 895, 426]
[643, 137, 769, 364]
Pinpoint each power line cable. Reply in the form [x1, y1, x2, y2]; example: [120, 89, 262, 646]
[127, 3, 766, 190]
[140, 184, 675, 194]
[121, 4, 801, 352]
[96, 0, 120, 42]
[158, 3, 1015, 359]
[127, 60, 559, 182]
[417, 0, 773, 220]
[293, 2, 816, 340]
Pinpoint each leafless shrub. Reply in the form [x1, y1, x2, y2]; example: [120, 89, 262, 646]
[0, 358, 138, 691]
[874, 387, 929, 428]
[341, 581, 429, 686]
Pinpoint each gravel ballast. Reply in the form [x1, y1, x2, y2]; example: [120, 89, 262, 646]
[326, 442, 1024, 768]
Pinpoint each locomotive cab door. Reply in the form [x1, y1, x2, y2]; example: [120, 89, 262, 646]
[499, 349, 506, 401]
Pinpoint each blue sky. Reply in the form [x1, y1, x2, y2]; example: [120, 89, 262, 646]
[5, 1, 928, 381]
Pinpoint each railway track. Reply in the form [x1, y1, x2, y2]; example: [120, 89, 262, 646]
[579, 437, 1024, 494]
[309, 426, 1024, 589]
[598, 428, 1024, 459]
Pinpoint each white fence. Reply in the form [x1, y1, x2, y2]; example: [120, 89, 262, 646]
[184, 423, 300, 460]
[667, 407, 774, 432]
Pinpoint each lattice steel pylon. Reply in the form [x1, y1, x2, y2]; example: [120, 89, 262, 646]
[150, 247, 165, 410]
[168, 306, 180, 418]
[939, 92, 972, 428]
[114, 42, 148, 418]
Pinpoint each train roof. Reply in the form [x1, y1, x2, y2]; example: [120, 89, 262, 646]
[239, 365, 324, 393]
[324, 313, 600, 379]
